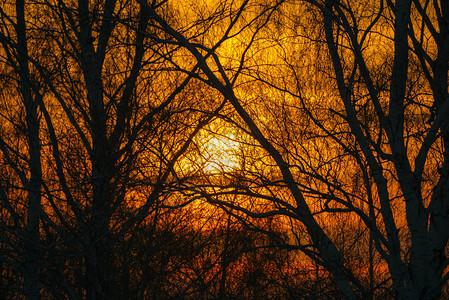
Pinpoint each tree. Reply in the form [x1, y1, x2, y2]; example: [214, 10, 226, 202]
[2, 0, 448, 298]
[0, 1, 45, 298]
[140, 0, 449, 298]
[0, 0, 222, 298]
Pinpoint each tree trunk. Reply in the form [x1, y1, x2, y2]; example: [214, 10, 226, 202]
[16, 0, 42, 298]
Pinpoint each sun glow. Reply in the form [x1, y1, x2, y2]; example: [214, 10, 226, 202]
[201, 133, 240, 173]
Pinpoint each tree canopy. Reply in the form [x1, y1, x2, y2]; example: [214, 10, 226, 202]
[0, 0, 448, 299]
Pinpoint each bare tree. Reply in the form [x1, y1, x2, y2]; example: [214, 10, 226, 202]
[0, 1, 45, 298]
[1, 0, 448, 298]
[140, 0, 449, 298]
[0, 0, 222, 298]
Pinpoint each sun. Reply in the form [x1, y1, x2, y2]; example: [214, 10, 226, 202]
[201, 133, 240, 173]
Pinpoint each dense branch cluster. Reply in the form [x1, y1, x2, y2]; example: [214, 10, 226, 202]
[0, 0, 448, 299]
